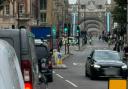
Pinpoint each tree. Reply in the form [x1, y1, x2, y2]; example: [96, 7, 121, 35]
[112, 0, 126, 24]
[112, 0, 127, 36]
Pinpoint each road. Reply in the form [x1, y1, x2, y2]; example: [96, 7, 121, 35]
[48, 38, 113, 89]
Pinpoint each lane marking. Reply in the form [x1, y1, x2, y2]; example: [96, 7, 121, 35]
[73, 63, 77, 66]
[73, 62, 84, 66]
[53, 71, 55, 73]
[56, 74, 64, 79]
[65, 80, 78, 88]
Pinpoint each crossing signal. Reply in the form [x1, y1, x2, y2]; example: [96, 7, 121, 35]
[76, 25, 80, 33]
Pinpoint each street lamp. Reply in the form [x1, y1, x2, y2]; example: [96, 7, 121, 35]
[77, 0, 80, 50]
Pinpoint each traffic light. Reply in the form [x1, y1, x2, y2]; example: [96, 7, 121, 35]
[76, 25, 80, 33]
[68, 23, 71, 36]
[64, 23, 68, 33]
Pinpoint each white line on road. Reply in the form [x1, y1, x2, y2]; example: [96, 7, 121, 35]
[53, 71, 55, 73]
[73, 63, 77, 66]
[65, 80, 78, 88]
[56, 74, 64, 79]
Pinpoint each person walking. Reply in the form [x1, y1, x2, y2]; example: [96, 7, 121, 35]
[123, 44, 128, 61]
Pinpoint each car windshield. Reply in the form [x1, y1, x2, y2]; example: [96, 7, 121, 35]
[94, 51, 120, 61]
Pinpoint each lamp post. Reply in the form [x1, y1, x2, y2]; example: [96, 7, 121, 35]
[77, 0, 80, 50]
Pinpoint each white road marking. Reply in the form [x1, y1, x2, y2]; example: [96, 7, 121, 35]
[73, 62, 84, 66]
[73, 63, 77, 66]
[53, 71, 55, 73]
[56, 74, 64, 79]
[65, 80, 78, 88]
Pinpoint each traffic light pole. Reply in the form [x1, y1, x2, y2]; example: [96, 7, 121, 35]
[77, 31, 80, 50]
[64, 33, 67, 54]
[78, 0, 80, 50]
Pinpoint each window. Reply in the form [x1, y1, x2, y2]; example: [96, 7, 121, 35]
[19, 3, 25, 16]
[97, 5, 102, 9]
[40, 13, 47, 22]
[81, 13, 84, 17]
[40, 0, 47, 10]
[4, 5, 10, 16]
[81, 5, 85, 9]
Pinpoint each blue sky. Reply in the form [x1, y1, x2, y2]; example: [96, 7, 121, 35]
[69, 0, 77, 4]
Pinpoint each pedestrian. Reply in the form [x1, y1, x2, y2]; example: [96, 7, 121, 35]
[59, 39, 63, 49]
[113, 42, 120, 52]
[123, 44, 128, 61]
[99, 35, 101, 40]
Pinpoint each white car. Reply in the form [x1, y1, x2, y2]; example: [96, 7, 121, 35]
[0, 40, 24, 89]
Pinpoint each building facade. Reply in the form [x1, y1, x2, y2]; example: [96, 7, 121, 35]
[0, 0, 69, 29]
[39, 0, 69, 27]
[0, 0, 37, 29]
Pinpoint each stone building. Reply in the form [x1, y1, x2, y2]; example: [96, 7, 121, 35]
[0, 0, 37, 29]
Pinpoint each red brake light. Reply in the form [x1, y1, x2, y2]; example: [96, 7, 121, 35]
[21, 60, 32, 82]
[25, 83, 32, 89]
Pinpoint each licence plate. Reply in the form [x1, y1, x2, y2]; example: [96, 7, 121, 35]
[104, 68, 119, 76]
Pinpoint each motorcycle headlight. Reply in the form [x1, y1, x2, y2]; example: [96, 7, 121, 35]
[94, 64, 101, 68]
[122, 65, 127, 69]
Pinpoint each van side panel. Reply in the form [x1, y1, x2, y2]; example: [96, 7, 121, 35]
[0, 30, 21, 60]
[0, 40, 24, 89]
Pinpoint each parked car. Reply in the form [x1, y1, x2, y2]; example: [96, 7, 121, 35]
[35, 39, 53, 82]
[0, 39, 24, 89]
[0, 29, 39, 89]
[85, 50, 127, 79]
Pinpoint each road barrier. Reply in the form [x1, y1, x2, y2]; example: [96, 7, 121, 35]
[52, 49, 63, 66]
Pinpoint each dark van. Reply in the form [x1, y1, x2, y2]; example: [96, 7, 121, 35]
[0, 29, 39, 89]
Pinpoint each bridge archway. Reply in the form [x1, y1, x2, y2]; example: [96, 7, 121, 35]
[79, 17, 104, 34]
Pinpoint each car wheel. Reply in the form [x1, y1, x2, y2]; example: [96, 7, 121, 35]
[90, 70, 97, 80]
[47, 75, 53, 82]
[85, 69, 89, 77]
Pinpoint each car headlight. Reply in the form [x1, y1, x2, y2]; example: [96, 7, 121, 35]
[94, 64, 101, 68]
[122, 65, 127, 69]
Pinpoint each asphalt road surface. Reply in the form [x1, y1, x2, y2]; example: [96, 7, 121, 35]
[48, 38, 115, 89]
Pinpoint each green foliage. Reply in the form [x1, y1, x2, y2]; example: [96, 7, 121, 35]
[112, 0, 126, 24]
